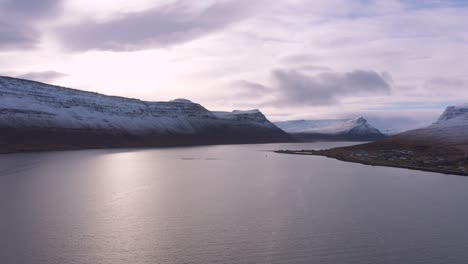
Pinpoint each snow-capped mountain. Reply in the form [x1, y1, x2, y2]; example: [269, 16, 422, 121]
[292, 105, 468, 176]
[275, 117, 385, 141]
[0, 76, 290, 153]
[433, 104, 468, 127]
[390, 104, 468, 146]
[213, 110, 279, 128]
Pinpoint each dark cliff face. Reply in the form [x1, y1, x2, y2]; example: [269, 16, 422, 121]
[0, 76, 292, 153]
[0, 126, 291, 153]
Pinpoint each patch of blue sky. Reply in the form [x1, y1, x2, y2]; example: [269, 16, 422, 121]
[368, 101, 462, 111]
[338, 0, 468, 20]
[402, 0, 468, 9]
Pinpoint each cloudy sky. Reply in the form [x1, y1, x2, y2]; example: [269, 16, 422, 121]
[1, 0, 467, 131]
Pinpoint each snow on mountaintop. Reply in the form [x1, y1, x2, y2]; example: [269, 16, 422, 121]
[275, 117, 383, 135]
[433, 104, 468, 127]
[274, 119, 348, 133]
[0, 76, 218, 133]
[170, 98, 193, 104]
[232, 109, 261, 114]
[422, 103, 468, 145]
[388, 104, 468, 146]
[213, 109, 276, 128]
[214, 109, 262, 118]
[0, 76, 280, 135]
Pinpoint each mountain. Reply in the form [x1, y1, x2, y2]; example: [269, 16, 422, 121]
[376, 104, 468, 148]
[0, 76, 291, 153]
[275, 117, 385, 141]
[278, 104, 468, 175]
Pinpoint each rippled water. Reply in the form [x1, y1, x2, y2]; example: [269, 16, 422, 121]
[1, 142, 468, 264]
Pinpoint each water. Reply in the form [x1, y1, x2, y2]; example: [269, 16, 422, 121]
[1, 142, 468, 264]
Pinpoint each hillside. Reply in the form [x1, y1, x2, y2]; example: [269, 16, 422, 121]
[277, 104, 468, 176]
[0, 76, 291, 153]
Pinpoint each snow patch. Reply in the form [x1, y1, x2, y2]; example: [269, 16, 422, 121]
[434, 104, 468, 127]
[275, 117, 383, 135]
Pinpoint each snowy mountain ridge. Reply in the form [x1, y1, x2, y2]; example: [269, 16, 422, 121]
[274, 117, 385, 141]
[0, 76, 281, 133]
[392, 104, 468, 146]
[0, 76, 291, 152]
[212, 109, 276, 127]
[275, 117, 383, 135]
[433, 104, 468, 127]
[0, 76, 218, 133]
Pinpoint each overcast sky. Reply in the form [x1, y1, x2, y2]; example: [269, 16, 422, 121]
[1, 0, 467, 131]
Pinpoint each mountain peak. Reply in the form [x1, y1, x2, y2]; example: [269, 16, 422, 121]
[275, 117, 384, 141]
[349, 117, 367, 124]
[213, 109, 271, 124]
[436, 104, 468, 123]
[170, 98, 194, 104]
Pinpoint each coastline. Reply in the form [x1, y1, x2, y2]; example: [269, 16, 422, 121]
[275, 149, 468, 177]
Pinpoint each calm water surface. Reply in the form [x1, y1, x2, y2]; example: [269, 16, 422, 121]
[1, 142, 468, 264]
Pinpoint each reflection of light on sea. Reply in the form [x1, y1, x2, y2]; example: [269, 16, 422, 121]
[82, 150, 165, 262]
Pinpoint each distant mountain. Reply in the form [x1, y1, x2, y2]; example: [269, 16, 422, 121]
[380, 104, 468, 148]
[0, 76, 291, 153]
[275, 117, 385, 141]
[281, 104, 468, 175]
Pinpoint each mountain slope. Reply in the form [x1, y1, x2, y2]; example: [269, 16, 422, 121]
[0, 76, 291, 153]
[277, 104, 468, 175]
[275, 117, 385, 141]
[373, 104, 468, 149]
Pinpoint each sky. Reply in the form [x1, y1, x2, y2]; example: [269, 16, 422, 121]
[1, 0, 467, 132]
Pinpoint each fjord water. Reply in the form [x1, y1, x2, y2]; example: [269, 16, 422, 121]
[1, 143, 468, 264]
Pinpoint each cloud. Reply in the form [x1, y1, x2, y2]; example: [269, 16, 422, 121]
[280, 54, 320, 65]
[271, 69, 392, 106]
[225, 69, 392, 109]
[0, 0, 63, 50]
[280, 54, 332, 72]
[0, 22, 39, 50]
[56, 0, 261, 51]
[230, 80, 272, 98]
[296, 65, 333, 72]
[16, 71, 67, 82]
[417, 77, 468, 98]
[424, 77, 467, 90]
[2, 0, 62, 18]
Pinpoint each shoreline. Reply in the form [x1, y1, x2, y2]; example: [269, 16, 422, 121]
[0, 140, 297, 155]
[275, 150, 468, 177]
